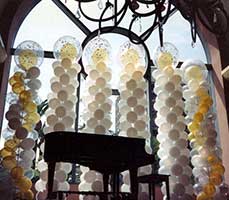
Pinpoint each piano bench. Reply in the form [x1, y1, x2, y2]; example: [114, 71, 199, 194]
[137, 174, 170, 200]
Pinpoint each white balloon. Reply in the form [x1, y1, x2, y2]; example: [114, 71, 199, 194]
[171, 163, 183, 176]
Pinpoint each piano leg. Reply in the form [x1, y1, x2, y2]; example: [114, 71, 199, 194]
[102, 173, 109, 200]
[47, 161, 56, 199]
[129, 168, 138, 200]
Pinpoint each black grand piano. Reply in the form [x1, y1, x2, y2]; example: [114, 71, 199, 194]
[44, 131, 155, 199]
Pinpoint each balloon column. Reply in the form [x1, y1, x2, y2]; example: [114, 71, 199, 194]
[153, 43, 193, 200]
[118, 42, 152, 199]
[0, 40, 43, 200]
[79, 37, 113, 198]
[35, 36, 82, 198]
[181, 60, 227, 200]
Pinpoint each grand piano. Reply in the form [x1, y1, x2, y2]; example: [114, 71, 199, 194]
[44, 131, 155, 199]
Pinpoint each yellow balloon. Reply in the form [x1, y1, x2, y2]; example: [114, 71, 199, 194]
[209, 172, 223, 186]
[203, 183, 216, 196]
[18, 49, 38, 70]
[24, 102, 37, 113]
[92, 48, 108, 64]
[96, 61, 107, 73]
[60, 42, 77, 60]
[162, 66, 174, 76]
[2, 156, 17, 170]
[185, 65, 204, 81]
[196, 192, 209, 200]
[121, 48, 139, 65]
[188, 121, 200, 132]
[10, 166, 24, 180]
[157, 52, 173, 69]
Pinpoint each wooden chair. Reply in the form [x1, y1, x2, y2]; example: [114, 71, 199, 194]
[137, 174, 170, 200]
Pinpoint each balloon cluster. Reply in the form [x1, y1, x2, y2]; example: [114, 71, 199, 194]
[181, 60, 228, 200]
[79, 166, 104, 200]
[117, 42, 152, 199]
[0, 40, 43, 200]
[79, 37, 112, 198]
[153, 43, 193, 200]
[35, 36, 82, 198]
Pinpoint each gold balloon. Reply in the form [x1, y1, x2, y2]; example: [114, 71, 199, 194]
[22, 123, 33, 132]
[0, 148, 16, 158]
[196, 192, 209, 200]
[207, 154, 218, 165]
[10, 166, 24, 180]
[195, 136, 206, 146]
[209, 172, 223, 186]
[18, 49, 38, 70]
[157, 52, 173, 69]
[196, 87, 208, 97]
[198, 104, 209, 114]
[9, 72, 24, 86]
[188, 121, 200, 132]
[92, 48, 108, 64]
[193, 112, 204, 122]
[2, 156, 17, 170]
[211, 163, 225, 175]
[60, 42, 77, 60]
[203, 183, 216, 196]
[121, 48, 139, 65]
[188, 132, 195, 141]
[24, 102, 37, 113]
[19, 90, 32, 103]
[24, 112, 40, 124]
[16, 176, 32, 192]
[23, 190, 34, 200]
[4, 139, 19, 151]
[12, 82, 25, 94]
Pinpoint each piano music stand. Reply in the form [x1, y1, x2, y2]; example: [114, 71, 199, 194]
[44, 131, 155, 200]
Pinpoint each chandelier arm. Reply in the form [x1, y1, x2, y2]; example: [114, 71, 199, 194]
[78, 0, 128, 22]
[139, 14, 158, 40]
[140, 6, 176, 40]
[136, 0, 161, 4]
[99, 2, 114, 31]
[98, 1, 128, 34]
[128, 0, 157, 17]
[160, 0, 172, 25]
[52, 0, 91, 36]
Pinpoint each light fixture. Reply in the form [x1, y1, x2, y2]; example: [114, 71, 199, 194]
[0, 34, 7, 63]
